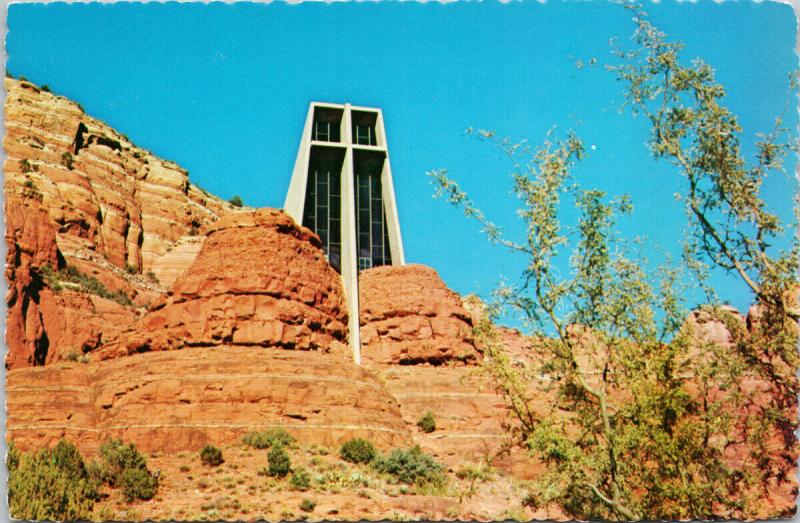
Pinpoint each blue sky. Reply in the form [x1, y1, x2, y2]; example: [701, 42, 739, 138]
[6, 1, 798, 326]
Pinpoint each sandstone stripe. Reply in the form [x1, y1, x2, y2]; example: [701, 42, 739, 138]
[8, 372, 388, 393]
[7, 422, 408, 435]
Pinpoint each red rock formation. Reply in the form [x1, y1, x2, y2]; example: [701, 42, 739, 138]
[4, 198, 61, 368]
[95, 209, 349, 359]
[7, 347, 412, 456]
[4, 77, 235, 368]
[359, 264, 479, 365]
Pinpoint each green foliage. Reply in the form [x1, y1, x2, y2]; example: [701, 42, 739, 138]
[7, 441, 20, 472]
[290, 468, 311, 491]
[97, 439, 158, 503]
[267, 444, 291, 477]
[228, 195, 244, 207]
[339, 438, 376, 464]
[299, 498, 317, 513]
[242, 427, 295, 449]
[428, 9, 799, 521]
[41, 84, 51, 93]
[146, 270, 160, 284]
[200, 445, 224, 467]
[416, 411, 436, 433]
[19, 158, 35, 173]
[61, 151, 74, 170]
[121, 467, 158, 502]
[21, 175, 43, 202]
[8, 439, 99, 521]
[40, 263, 134, 306]
[372, 446, 446, 488]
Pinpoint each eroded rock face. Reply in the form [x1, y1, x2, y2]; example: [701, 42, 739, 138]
[4, 78, 234, 368]
[7, 347, 411, 456]
[95, 209, 349, 359]
[358, 264, 480, 365]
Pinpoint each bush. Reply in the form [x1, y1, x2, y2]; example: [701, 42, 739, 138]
[290, 468, 311, 491]
[228, 195, 244, 207]
[200, 445, 224, 467]
[7, 441, 20, 472]
[372, 446, 446, 487]
[99, 439, 148, 487]
[243, 427, 295, 449]
[8, 439, 99, 521]
[340, 438, 376, 464]
[41, 84, 51, 92]
[146, 270, 159, 284]
[299, 499, 317, 513]
[121, 467, 158, 502]
[417, 411, 436, 433]
[268, 444, 291, 477]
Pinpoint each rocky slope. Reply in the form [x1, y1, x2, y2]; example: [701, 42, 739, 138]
[4, 77, 234, 367]
[7, 347, 410, 456]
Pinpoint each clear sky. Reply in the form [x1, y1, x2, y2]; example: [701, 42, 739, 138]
[6, 1, 798, 326]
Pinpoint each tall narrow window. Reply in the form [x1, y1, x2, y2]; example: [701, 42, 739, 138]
[302, 148, 343, 272]
[354, 157, 392, 271]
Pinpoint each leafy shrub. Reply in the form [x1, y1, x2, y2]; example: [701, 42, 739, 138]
[7, 441, 20, 472]
[299, 498, 317, 513]
[121, 467, 158, 502]
[100, 439, 148, 487]
[268, 444, 291, 477]
[41, 84, 51, 92]
[98, 439, 158, 502]
[417, 411, 436, 433]
[340, 438, 376, 464]
[290, 468, 311, 491]
[200, 445, 224, 467]
[8, 439, 99, 521]
[146, 270, 159, 284]
[372, 446, 446, 487]
[243, 427, 295, 449]
[228, 195, 244, 207]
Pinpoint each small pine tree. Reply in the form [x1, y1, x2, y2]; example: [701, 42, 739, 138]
[268, 444, 291, 477]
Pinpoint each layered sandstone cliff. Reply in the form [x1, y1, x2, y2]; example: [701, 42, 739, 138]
[4, 77, 235, 367]
[7, 347, 411, 456]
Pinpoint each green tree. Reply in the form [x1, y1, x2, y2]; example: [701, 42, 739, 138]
[228, 195, 244, 207]
[8, 440, 99, 521]
[428, 11, 798, 520]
